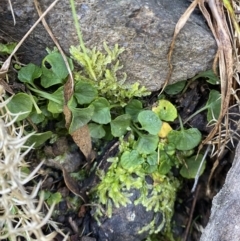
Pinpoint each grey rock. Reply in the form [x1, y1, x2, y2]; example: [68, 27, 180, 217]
[0, 0, 216, 91]
[200, 142, 240, 241]
[90, 187, 163, 241]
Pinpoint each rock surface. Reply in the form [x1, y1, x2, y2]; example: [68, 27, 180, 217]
[0, 0, 216, 91]
[90, 188, 162, 241]
[200, 142, 240, 241]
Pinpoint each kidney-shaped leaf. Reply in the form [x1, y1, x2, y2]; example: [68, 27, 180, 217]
[74, 80, 98, 105]
[110, 114, 131, 137]
[125, 99, 143, 122]
[7, 93, 33, 121]
[168, 128, 202, 151]
[26, 131, 52, 148]
[68, 105, 94, 133]
[88, 123, 106, 139]
[137, 110, 162, 135]
[134, 134, 159, 154]
[164, 80, 186, 95]
[41, 52, 73, 88]
[18, 63, 42, 85]
[91, 97, 111, 124]
[152, 99, 177, 121]
[180, 154, 206, 179]
[120, 150, 145, 169]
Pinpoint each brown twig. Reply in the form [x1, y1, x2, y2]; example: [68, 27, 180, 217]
[0, 0, 60, 79]
[33, 0, 74, 94]
[183, 185, 201, 241]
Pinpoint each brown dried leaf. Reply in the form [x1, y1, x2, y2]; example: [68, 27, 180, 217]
[46, 158, 87, 202]
[160, 0, 199, 93]
[63, 75, 94, 161]
[0, 78, 14, 94]
[61, 166, 86, 202]
[71, 124, 95, 161]
[63, 76, 73, 128]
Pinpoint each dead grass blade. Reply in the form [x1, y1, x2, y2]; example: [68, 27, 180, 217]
[160, 0, 200, 93]
[166, 0, 236, 193]
[0, 0, 59, 79]
[201, 0, 233, 148]
[33, 0, 74, 93]
[8, 0, 16, 25]
[199, 0, 234, 192]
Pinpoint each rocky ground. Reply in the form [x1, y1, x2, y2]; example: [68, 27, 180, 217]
[1, 1, 238, 241]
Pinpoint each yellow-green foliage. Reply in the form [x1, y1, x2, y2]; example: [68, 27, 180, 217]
[70, 42, 150, 106]
[90, 136, 180, 236]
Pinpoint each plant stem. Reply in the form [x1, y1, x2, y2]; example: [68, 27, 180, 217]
[69, 0, 86, 54]
[178, 115, 184, 131]
[28, 91, 42, 114]
[69, 0, 97, 80]
[182, 106, 207, 125]
[131, 124, 143, 137]
[27, 85, 62, 105]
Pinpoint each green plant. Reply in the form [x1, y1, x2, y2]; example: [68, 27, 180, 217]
[4, 4, 222, 238]
[7, 46, 211, 239]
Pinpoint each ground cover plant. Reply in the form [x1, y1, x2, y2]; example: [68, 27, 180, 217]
[1, 0, 239, 240]
[0, 32, 222, 241]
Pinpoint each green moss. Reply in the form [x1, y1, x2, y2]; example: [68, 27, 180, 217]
[90, 137, 180, 238]
[70, 42, 150, 107]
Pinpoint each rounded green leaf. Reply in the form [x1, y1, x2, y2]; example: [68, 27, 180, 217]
[137, 110, 162, 135]
[91, 98, 111, 124]
[88, 123, 106, 138]
[68, 105, 94, 133]
[193, 70, 220, 85]
[125, 99, 143, 122]
[25, 131, 52, 148]
[0, 42, 17, 55]
[46, 192, 62, 206]
[158, 161, 172, 175]
[134, 135, 159, 154]
[74, 81, 98, 104]
[180, 154, 206, 179]
[7, 93, 33, 121]
[146, 152, 158, 165]
[29, 110, 45, 124]
[18, 63, 42, 85]
[41, 52, 73, 88]
[143, 164, 158, 174]
[168, 128, 202, 151]
[120, 150, 144, 169]
[47, 86, 64, 113]
[153, 100, 177, 121]
[110, 114, 131, 137]
[164, 80, 186, 95]
[205, 90, 221, 122]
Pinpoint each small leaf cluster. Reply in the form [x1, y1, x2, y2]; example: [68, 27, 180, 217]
[113, 99, 204, 179]
[8, 44, 150, 145]
[70, 42, 150, 106]
[91, 98, 206, 235]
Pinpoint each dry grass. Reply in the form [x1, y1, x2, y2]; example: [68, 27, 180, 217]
[0, 86, 58, 241]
